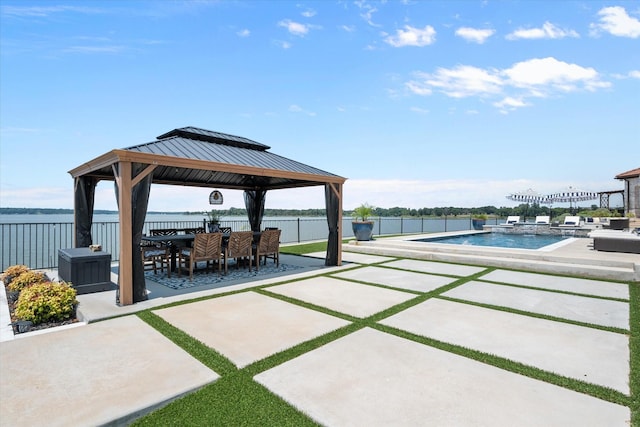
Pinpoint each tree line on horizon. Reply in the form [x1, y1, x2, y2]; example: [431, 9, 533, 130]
[2, 203, 613, 218]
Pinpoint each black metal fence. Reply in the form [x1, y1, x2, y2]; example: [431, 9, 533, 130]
[1, 216, 499, 271]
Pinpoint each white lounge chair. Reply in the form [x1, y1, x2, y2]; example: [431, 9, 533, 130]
[504, 216, 520, 225]
[560, 216, 581, 227]
[535, 216, 550, 224]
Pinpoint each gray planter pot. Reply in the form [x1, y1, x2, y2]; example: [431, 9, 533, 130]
[352, 221, 374, 241]
[472, 219, 486, 230]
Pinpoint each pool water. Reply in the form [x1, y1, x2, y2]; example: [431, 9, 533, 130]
[413, 233, 569, 250]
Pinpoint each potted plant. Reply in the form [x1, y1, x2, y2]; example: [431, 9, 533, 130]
[472, 214, 488, 230]
[206, 210, 221, 232]
[352, 203, 375, 241]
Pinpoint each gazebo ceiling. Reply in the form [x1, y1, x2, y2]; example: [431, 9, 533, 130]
[69, 126, 346, 191]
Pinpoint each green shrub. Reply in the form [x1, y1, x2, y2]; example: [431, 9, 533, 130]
[14, 281, 78, 325]
[7, 270, 48, 292]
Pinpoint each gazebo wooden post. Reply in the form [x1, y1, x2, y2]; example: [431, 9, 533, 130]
[336, 183, 343, 266]
[116, 161, 134, 306]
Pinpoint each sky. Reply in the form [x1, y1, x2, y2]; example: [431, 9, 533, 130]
[1, 0, 638, 213]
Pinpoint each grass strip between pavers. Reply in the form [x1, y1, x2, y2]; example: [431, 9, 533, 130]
[130, 253, 636, 426]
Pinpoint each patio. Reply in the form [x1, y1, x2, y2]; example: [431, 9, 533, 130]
[0, 245, 634, 426]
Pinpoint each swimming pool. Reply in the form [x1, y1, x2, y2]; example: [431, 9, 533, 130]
[412, 233, 570, 250]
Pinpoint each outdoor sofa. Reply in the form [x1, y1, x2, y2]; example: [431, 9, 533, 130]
[588, 229, 640, 254]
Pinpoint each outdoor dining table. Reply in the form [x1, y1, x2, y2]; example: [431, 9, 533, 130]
[141, 231, 263, 273]
[141, 234, 196, 272]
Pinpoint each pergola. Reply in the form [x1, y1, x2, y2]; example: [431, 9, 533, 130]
[68, 127, 346, 306]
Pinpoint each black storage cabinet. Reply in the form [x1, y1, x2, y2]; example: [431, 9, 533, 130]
[58, 248, 113, 294]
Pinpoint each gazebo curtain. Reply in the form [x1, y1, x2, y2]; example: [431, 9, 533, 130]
[325, 183, 339, 266]
[114, 163, 154, 304]
[74, 176, 97, 247]
[244, 189, 267, 232]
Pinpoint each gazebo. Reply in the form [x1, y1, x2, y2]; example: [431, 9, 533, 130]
[68, 127, 347, 306]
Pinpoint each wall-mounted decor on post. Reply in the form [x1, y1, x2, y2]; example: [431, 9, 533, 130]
[209, 190, 223, 205]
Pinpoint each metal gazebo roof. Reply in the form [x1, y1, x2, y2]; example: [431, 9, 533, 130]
[69, 126, 345, 190]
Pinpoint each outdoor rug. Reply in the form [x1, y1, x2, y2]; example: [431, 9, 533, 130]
[144, 262, 303, 290]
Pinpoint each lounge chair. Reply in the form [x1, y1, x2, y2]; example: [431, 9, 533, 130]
[535, 216, 550, 224]
[560, 216, 581, 227]
[504, 216, 520, 225]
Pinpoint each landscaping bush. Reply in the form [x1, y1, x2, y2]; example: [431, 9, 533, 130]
[1, 265, 30, 286]
[7, 270, 48, 292]
[14, 281, 78, 325]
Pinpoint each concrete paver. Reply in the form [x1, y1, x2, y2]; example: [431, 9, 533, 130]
[154, 291, 350, 368]
[384, 258, 486, 277]
[255, 327, 630, 427]
[267, 276, 417, 318]
[0, 316, 219, 427]
[381, 298, 630, 394]
[332, 266, 456, 292]
[480, 269, 629, 299]
[444, 281, 629, 329]
[306, 251, 396, 264]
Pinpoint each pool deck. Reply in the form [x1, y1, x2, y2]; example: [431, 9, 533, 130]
[345, 232, 640, 282]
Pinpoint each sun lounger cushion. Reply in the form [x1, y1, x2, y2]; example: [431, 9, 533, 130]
[560, 216, 581, 226]
[535, 216, 550, 224]
[505, 216, 520, 225]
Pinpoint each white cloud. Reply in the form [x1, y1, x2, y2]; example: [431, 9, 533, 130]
[288, 104, 316, 116]
[301, 9, 316, 18]
[629, 70, 640, 79]
[455, 27, 495, 44]
[408, 65, 502, 98]
[278, 19, 310, 36]
[384, 25, 436, 47]
[506, 21, 579, 40]
[341, 25, 356, 32]
[503, 57, 610, 93]
[1, 5, 105, 17]
[410, 107, 430, 114]
[355, 0, 380, 27]
[237, 29, 250, 37]
[406, 57, 610, 111]
[274, 40, 292, 49]
[493, 96, 529, 114]
[590, 6, 640, 38]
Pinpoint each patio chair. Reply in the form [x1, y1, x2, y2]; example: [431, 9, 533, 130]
[504, 216, 520, 225]
[225, 231, 253, 274]
[560, 216, 581, 227]
[141, 241, 171, 277]
[178, 232, 223, 281]
[253, 229, 281, 270]
[184, 227, 206, 234]
[535, 216, 550, 224]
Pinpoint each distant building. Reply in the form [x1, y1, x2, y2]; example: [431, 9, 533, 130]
[615, 168, 640, 217]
